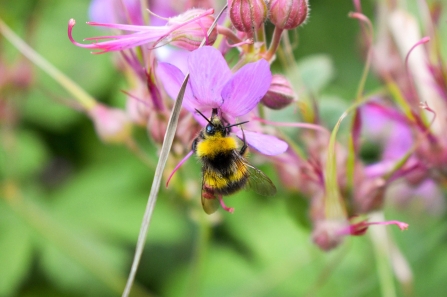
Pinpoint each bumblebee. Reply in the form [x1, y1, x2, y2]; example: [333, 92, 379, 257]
[192, 108, 276, 214]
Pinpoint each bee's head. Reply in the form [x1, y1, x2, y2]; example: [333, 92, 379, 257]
[206, 115, 227, 136]
[195, 108, 249, 138]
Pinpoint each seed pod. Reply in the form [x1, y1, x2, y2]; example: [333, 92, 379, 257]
[261, 74, 296, 109]
[228, 0, 268, 33]
[269, 0, 309, 30]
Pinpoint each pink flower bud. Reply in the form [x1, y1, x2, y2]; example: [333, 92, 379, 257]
[312, 220, 347, 251]
[261, 74, 296, 109]
[168, 9, 217, 50]
[88, 104, 132, 143]
[269, 0, 309, 30]
[228, 0, 268, 33]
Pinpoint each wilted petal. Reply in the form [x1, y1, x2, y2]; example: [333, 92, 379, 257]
[234, 130, 287, 155]
[221, 59, 272, 117]
[188, 46, 232, 107]
[157, 62, 196, 112]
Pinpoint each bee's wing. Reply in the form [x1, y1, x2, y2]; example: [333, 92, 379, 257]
[201, 180, 220, 214]
[245, 162, 277, 196]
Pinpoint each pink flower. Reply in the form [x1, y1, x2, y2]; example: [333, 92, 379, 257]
[68, 8, 217, 54]
[157, 46, 288, 155]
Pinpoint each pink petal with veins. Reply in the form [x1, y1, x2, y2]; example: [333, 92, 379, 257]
[221, 59, 272, 117]
[187, 46, 232, 107]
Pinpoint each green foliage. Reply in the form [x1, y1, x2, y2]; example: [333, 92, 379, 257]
[0, 205, 33, 297]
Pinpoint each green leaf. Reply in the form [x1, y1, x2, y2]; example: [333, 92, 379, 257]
[225, 192, 309, 264]
[0, 204, 33, 297]
[318, 94, 350, 129]
[163, 245, 256, 297]
[290, 54, 335, 94]
[0, 129, 49, 179]
[48, 154, 189, 245]
[38, 232, 127, 296]
[22, 90, 82, 131]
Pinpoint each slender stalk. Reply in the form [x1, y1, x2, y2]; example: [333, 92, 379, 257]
[263, 27, 284, 61]
[346, 12, 374, 199]
[217, 25, 243, 45]
[369, 212, 397, 297]
[280, 30, 298, 70]
[122, 72, 190, 297]
[256, 24, 267, 53]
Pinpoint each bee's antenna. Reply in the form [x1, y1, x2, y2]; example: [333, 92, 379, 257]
[195, 109, 213, 125]
[225, 121, 249, 129]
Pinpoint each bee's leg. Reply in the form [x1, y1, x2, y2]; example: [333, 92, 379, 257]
[218, 195, 234, 213]
[239, 127, 248, 156]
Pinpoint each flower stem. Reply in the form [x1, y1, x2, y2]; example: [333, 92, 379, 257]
[256, 24, 267, 53]
[263, 27, 284, 62]
[369, 211, 397, 297]
[217, 25, 243, 45]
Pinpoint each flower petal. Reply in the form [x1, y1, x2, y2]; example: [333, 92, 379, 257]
[89, 0, 116, 23]
[188, 46, 232, 107]
[234, 130, 287, 155]
[221, 59, 272, 117]
[157, 62, 196, 112]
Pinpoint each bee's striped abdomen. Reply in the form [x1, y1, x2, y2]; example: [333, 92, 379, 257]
[196, 136, 250, 195]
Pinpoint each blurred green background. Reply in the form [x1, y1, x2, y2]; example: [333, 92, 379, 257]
[1, 0, 446, 296]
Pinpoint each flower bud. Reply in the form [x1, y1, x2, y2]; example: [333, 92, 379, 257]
[228, 0, 268, 33]
[269, 0, 309, 30]
[168, 9, 217, 50]
[261, 74, 296, 109]
[312, 220, 347, 251]
[88, 104, 133, 143]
